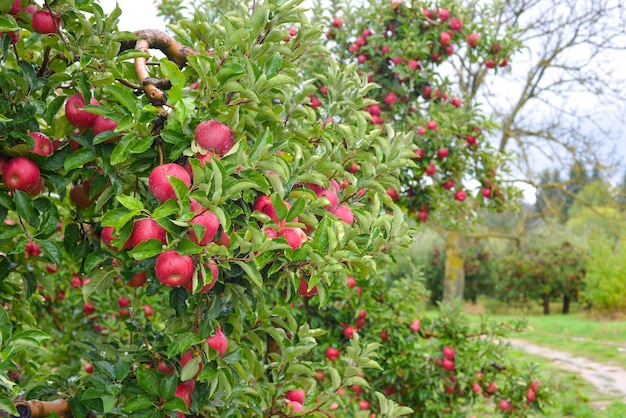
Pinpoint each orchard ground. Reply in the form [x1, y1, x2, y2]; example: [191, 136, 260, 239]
[462, 299, 626, 415]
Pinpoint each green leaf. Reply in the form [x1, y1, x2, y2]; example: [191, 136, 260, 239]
[122, 395, 153, 413]
[180, 355, 201, 382]
[153, 199, 179, 219]
[13, 191, 35, 225]
[39, 241, 63, 265]
[137, 368, 160, 397]
[166, 333, 203, 359]
[0, 393, 17, 416]
[160, 372, 178, 400]
[176, 238, 203, 256]
[128, 239, 164, 260]
[266, 52, 282, 79]
[117, 195, 144, 211]
[84, 251, 109, 273]
[234, 260, 263, 288]
[82, 268, 117, 301]
[0, 306, 11, 346]
[286, 197, 305, 222]
[64, 148, 96, 171]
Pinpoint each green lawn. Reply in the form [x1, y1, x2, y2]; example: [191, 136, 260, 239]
[466, 301, 626, 369]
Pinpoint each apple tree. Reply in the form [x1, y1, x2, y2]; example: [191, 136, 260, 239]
[0, 0, 417, 416]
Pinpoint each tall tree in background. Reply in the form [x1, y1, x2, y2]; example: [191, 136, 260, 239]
[453, 0, 626, 209]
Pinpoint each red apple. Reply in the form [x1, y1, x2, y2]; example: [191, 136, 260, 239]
[317, 189, 339, 212]
[206, 327, 228, 357]
[27, 132, 53, 156]
[468, 32, 481, 48]
[93, 115, 121, 142]
[442, 346, 456, 360]
[450, 97, 462, 108]
[450, 17, 463, 31]
[127, 271, 147, 288]
[279, 227, 307, 250]
[148, 163, 191, 202]
[410, 319, 420, 332]
[84, 363, 94, 374]
[482, 187, 492, 198]
[101, 226, 122, 251]
[25, 241, 41, 257]
[194, 120, 233, 156]
[440, 31, 452, 46]
[529, 380, 540, 391]
[347, 276, 356, 288]
[454, 190, 467, 201]
[2, 157, 41, 192]
[285, 389, 305, 404]
[155, 361, 175, 375]
[498, 399, 511, 411]
[142, 305, 153, 317]
[286, 401, 304, 413]
[442, 179, 454, 190]
[32, 10, 60, 34]
[380, 329, 389, 341]
[174, 380, 195, 409]
[9, 0, 21, 15]
[343, 325, 357, 339]
[358, 400, 370, 410]
[83, 301, 96, 316]
[129, 218, 167, 248]
[117, 297, 130, 308]
[297, 277, 318, 297]
[438, 8, 450, 21]
[183, 261, 219, 293]
[437, 148, 449, 159]
[188, 210, 220, 245]
[325, 347, 340, 361]
[70, 182, 96, 208]
[384, 92, 398, 105]
[331, 205, 354, 224]
[154, 250, 194, 287]
[253, 195, 279, 222]
[427, 120, 438, 130]
[386, 187, 399, 201]
[442, 359, 455, 371]
[332, 16, 343, 28]
[527, 389, 536, 402]
[65, 93, 99, 128]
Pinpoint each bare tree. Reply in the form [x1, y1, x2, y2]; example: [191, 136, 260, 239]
[455, 0, 626, 199]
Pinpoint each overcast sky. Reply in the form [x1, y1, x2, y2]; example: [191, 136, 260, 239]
[99, 0, 165, 31]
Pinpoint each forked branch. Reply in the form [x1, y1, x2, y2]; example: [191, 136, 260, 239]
[120, 29, 198, 105]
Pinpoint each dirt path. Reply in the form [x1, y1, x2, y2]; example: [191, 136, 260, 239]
[508, 338, 626, 399]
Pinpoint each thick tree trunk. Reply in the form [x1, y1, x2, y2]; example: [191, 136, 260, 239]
[443, 231, 465, 304]
[543, 293, 550, 315]
[562, 294, 570, 314]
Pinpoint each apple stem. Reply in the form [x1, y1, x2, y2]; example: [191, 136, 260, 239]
[43, 0, 69, 48]
[38, 46, 51, 78]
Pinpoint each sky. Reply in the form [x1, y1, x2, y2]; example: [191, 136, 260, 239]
[99, 0, 165, 31]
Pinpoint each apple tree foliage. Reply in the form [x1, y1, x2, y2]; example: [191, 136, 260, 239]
[0, 0, 416, 416]
[493, 238, 586, 315]
[0, 1, 548, 418]
[313, 0, 524, 226]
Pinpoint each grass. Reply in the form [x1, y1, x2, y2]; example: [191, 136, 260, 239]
[464, 300, 626, 369]
[468, 349, 626, 417]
